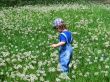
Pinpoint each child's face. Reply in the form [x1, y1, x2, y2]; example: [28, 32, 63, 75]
[56, 27, 62, 33]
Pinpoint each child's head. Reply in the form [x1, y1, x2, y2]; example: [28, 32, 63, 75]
[53, 18, 67, 32]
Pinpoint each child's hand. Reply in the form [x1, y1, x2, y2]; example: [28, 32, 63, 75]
[50, 42, 65, 48]
[51, 44, 57, 48]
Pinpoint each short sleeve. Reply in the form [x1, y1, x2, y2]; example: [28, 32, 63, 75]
[59, 34, 66, 42]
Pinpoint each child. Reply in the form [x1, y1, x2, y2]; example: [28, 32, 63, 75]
[51, 18, 73, 75]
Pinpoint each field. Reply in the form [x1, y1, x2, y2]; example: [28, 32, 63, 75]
[0, 3, 110, 82]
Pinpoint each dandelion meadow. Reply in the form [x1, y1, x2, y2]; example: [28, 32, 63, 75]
[0, 3, 110, 82]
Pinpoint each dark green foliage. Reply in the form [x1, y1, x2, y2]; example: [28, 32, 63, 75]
[0, 0, 92, 7]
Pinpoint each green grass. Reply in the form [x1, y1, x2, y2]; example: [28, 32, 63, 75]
[0, 3, 110, 82]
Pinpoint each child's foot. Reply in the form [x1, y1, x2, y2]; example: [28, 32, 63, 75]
[59, 72, 71, 80]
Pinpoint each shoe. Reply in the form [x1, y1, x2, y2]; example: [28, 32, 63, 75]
[59, 72, 71, 80]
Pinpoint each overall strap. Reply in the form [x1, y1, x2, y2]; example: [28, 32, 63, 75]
[60, 33, 69, 44]
[61, 32, 73, 44]
[70, 33, 73, 43]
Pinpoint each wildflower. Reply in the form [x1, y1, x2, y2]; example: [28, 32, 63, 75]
[0, 62, 6, 67]
[72, 70, 75, 74]
[32, 38, 34, 41]
[100, 57, 104, 62]
[105, 65, 109, 69]
[1, 51, 10, 57]
[12, 59, 17, 63]
[89, 61, 92, 64]
[44, 80, 49, 82]
[49, 67, 56, 72]
[73, 64, 77, 69]
[69, 63, 72, 68]
[72, 32, 78, 35]
[72, 75, 76, 79]
[91, 35, 98, 41]
[74, 43, 78, 48]
[84, 72, 89, 77]
[95, 57, 98, 60]
[30, 74, 38, 82]
[86, 58, 90, 62]
[104, 41, 110, 47]
[79, 72, 83, 76]
[98, 65, 101, 69]
[94, 72, 99, 76]
[94, 59, 97, 63]
[104, 71, 108, 76]
[10, 72, 16, 78]
[40, 76, 44, 82]
[97, 50, 102, 54]
[38, 61, 43, 67]
[56, 78, 61, 82]
[105, 58, 109, 62]
[29, 64, 34, 69]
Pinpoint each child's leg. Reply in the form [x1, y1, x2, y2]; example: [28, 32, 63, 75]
[59, 50, 73, 73]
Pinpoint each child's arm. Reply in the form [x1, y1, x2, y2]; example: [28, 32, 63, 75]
[51, 42, 65, 48]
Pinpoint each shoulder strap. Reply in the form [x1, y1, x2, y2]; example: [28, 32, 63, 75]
[60, 32, 73, 44]
[60, 33, 69, 44]
[70, 33, 73, 43]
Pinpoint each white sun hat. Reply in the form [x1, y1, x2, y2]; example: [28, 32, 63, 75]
[53, 18, 64, 29]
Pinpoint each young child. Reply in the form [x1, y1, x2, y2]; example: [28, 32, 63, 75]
[51, 18, 73, 75]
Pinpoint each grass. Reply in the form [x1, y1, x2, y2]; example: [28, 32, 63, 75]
[0, 3, 110, 82]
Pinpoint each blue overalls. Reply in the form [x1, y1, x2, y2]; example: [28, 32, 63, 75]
[59, 32, 73, 73]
